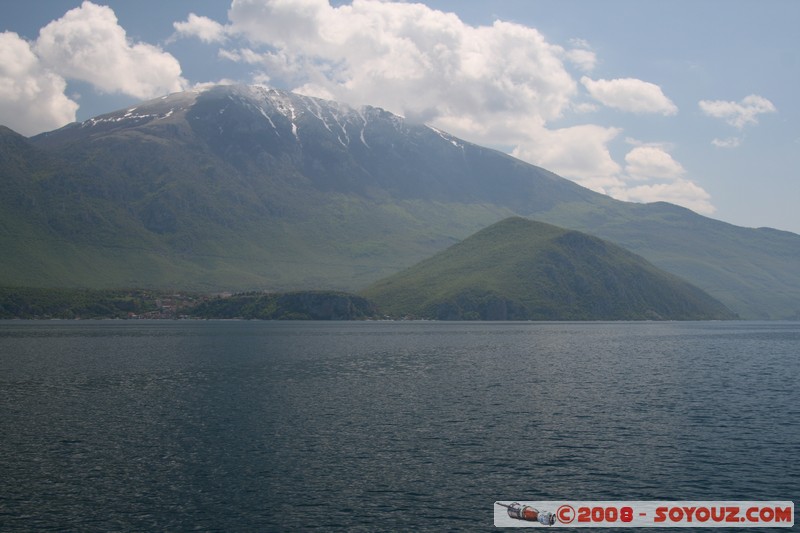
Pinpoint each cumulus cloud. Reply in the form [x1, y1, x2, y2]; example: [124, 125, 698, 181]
[512, 124, 622, 187]
[581, 76, 678, 115]
[699, 94, 776, 129]
[624, 145, 685, 181]
[173, 13, 227, 43]
[0, 31, 79, 135]
[220, 0, 577, 145]
[0, 1, 189, 134]
[564, 40, 596, 72]
[610, 180, 714, 215]
[34, 1, 187, 99]
[609, 144, 714, 215]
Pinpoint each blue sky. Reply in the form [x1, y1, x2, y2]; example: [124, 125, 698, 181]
[2, 0, 798, 233]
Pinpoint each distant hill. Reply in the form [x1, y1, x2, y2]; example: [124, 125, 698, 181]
[1, 84, 799, 318]
[0, 287, 193, 319]
[189, 291, 377, 320]
[0, 286, 376, 320]
[362, 218, 737, 320]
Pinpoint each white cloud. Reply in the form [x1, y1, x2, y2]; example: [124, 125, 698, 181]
[711, 137, 742, 149]
[581, 76, 678, 115]
[1, 1, 190, 134]
[221, 0, 578, 146]
[514, 133, 713, 214]
[610, 179, 715, 215]
[569, 38, 592, 50]
[564, 45, 596, 72]
[512, 124, 622, 186]
[699, 94, 776, 129]
[610, 144, 714, 214]
[173, 13, 227, 44]
[0, 31, 79, 135]
[192, 79, 238, 91]
[624, 146, 685, 181]
[571, 101, 599, 114]
[34, 1, 187, 99]
[219, 47, 311, 82]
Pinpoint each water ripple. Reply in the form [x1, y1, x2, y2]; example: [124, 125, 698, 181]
[1, 320, 798, 530]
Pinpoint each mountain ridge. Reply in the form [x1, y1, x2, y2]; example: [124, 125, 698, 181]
[33, 85, 598, 209]
[2, 84, 799, 319]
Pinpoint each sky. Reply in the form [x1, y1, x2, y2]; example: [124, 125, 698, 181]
[2, 0, 798, 234]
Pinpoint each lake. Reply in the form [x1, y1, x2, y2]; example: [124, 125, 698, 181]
[1, 320, 798, 530]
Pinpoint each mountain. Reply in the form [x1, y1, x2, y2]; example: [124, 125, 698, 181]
[2, 85, 605, 289]
[362, 217, 737, 320]
[1, 84, 799, 319]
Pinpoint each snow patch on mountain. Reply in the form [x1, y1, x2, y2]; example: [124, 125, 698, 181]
[429, 125, 464, 150]
[217, 84, 382, 148]
[79, 90, 198, 129]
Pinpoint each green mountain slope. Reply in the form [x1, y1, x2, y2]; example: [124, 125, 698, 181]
[1, 85, 798, 318]
[362, 218, 737, 320]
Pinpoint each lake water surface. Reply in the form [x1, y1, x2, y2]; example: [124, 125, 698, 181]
[1, 321, 798, 530]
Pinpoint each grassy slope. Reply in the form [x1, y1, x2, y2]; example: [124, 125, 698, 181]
[362, 217, 737, 320]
